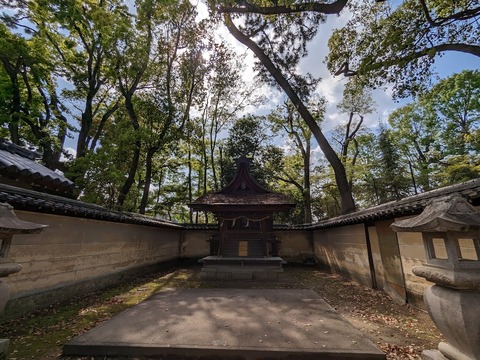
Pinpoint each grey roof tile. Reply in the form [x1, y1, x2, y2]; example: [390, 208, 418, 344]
[0, 139, 75, 194]
[0, 183, 181, 229]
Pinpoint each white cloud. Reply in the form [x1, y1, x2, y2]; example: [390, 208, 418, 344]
[311, 144, 326, 164]
[60, 147, 77, 162]
[192, 0, 209, 22]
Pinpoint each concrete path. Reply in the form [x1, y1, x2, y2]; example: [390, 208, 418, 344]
[64, 288, 385, 359]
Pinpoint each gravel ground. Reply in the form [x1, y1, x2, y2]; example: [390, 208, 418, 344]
[287, 265, 442, 359]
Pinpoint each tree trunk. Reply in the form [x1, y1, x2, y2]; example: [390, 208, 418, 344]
[90, 102, 119, 151]
[139, 147, 156, 214]
[118, 138, 141, 208]
[225, 16, 356, 214]
[303, 140, 313, 223]
[219, 0, 348, 15]
[188, 142, 194, 223]
[76, 98, 94, 158]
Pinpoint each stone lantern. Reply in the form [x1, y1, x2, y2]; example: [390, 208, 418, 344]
[0, 203, 46, 359]
[391, 195, 480, 360]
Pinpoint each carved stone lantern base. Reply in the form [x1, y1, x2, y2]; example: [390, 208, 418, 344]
[0, 339, 9, 360]
[0, 279, 12, 313]
[0, 203, 47, 360]
[391, 196, 480, 360]
[424, 285, 480, 360]
[0, 262, 21, 310]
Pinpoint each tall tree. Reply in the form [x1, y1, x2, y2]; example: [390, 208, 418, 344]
[331, 82, 375, 188]
[113, 0, 200, 208]
[0, 22, 68, 169]
[76, 108, 136, 208]
[377, 124, 411, 201]
[269, 96, 325, 223]
[425, 70, 480, 155]
[217, 6, 356, 214]
[202, 41, 263, 191]
[222, 114, 273, 186]
[388, 103, 440, 192]
[388, 70, 480, 189]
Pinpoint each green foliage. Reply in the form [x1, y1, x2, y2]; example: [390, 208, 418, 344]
[0, 21, 69, 168]
[68, 112, 137, 209]
[2, 0, 478, 223]
[432, 155, 480, 186]
[327, 1, 480, 98]
[238, 8, 324, 98]
[424, 70, 480, 155]
[377, 125, 411, 201]
[388, 70, 480, 190]
[222, 115, 272, 186]
[267, 97, 325, 223]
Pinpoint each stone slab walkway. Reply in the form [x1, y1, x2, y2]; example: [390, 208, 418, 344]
[64, 288, 385, 359]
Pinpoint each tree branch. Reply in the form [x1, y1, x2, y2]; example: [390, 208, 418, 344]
[361, 43, 480, 74]
[218, 0, 348, 15]
[419, 0, 480, 27]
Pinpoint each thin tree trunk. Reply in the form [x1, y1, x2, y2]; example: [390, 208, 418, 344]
[90, 102, 119, 151]
[408, 161, 418, 195]
[118, 138, 141, 208]
[303, 140, 312, 223]
[188, 134, 194, 223]
[155, 168, 164, 217]
[77, 98, 94, 158]
[139, 147, 156, 214]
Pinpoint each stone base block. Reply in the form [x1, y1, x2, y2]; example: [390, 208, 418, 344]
[199, 256, 284, 280]
[0, 339, 10, 360]
[64, 288, 386, 359]
[199, 267, 283, 280]
[424, 285, 480, 359]
[422, 350, 449, 360]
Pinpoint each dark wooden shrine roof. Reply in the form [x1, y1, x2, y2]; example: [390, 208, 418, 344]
[189, 157, 295, 212]
[0, 139, 75, 197]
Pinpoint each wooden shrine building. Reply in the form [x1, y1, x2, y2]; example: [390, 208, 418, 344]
[189, 156, 295, 279]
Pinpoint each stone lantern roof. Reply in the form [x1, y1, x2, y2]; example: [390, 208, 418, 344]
[0, 203, 47, 235]
[391, 195, 480, 233]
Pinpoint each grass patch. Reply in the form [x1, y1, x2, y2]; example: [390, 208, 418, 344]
[1, 264, 199, 360]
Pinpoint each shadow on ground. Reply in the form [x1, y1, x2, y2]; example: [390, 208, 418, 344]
[0, 260, 441, 360]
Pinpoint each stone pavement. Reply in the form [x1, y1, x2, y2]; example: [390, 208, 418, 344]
[64, 288, 385, 359]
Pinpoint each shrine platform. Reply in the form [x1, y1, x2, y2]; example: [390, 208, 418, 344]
[64, 288, 385, 359]
[199, 256, 285, 280]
